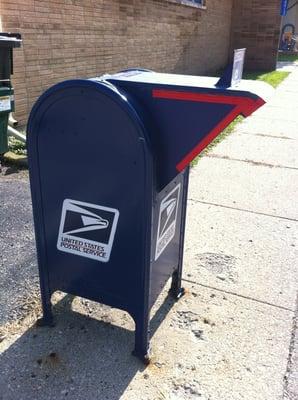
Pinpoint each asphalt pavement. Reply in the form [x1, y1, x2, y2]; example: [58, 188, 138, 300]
[0, 171, 39, 326]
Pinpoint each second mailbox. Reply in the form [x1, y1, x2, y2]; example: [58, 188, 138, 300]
[28, 69, 270, 362]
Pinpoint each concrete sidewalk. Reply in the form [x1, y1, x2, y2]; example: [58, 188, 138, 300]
[0, 71, 297, 400]
[187, 69, 298, 399]
[277, 60, 298, 72]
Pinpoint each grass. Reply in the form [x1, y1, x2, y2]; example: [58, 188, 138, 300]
[243, 70, 290, 88]
[8, 136, 27, 156]
[278, 53, 298, 62]
[191, 68, 290, 166]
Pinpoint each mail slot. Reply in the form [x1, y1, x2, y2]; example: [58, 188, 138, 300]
[27, 69, 270, 363]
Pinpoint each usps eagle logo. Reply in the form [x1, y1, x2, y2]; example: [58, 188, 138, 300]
[155, 184, 181, 260]
[57, 199, 119, 262]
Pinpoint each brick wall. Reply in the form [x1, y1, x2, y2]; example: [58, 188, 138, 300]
[231, 0, 282, 71]
[0, 0, 233, 126]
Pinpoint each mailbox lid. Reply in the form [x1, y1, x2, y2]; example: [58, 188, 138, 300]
[105, 70, 271, 189]
[105, 70, 272, 102]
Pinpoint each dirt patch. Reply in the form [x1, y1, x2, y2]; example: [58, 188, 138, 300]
[195, 252, 237, 283]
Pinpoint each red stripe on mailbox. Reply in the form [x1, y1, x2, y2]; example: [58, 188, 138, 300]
[152, 89, 265, 171]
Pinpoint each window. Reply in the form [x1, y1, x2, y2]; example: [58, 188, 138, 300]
[166, 0, 206, 9]
[188, 0, 206, 5]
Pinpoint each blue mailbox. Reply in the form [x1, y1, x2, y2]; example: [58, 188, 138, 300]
[27, 69, 269, 363]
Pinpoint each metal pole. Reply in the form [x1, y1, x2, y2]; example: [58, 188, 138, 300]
[7, 125, 26, 143]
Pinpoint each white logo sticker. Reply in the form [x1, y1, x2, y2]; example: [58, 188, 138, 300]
[0, 96, 11, 112]
[155, 184, 181, 261]
[57, 199, 119, 262]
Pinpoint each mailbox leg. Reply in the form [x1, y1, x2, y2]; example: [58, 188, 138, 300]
[36, 289, 54, 327]
[170, 167, 189, 300]
[132, 313, 151, 365]
[170, 270, 185, 300]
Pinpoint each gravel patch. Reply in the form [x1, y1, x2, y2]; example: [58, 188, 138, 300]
[0, 172, 40, 327]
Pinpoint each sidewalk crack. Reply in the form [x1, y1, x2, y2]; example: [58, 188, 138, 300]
[237, 132, 295, 140]
[206, 154, 298, 171]
[182, 278, 295, 313]
[282, 291, 298, 399]
[188, 199, 298, 222]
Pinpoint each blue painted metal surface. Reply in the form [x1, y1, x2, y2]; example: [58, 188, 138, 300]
[28, 70, 267, 362]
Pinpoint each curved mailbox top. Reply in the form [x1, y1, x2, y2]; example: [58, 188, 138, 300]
[103, 70, 272, 188]
[28, 78, 148, 144]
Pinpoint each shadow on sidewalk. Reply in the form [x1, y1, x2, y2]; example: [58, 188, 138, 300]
[0, 292, 176, 400]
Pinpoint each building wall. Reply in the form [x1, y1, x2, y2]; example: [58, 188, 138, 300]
[231, 0, 282, 71]
[0, 0, 233, 125]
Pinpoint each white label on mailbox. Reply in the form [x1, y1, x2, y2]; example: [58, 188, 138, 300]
[0, 96, 11, 112]
[57, 199, 119, 263]
[155, 183, 181, 261]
